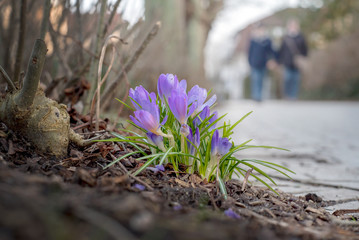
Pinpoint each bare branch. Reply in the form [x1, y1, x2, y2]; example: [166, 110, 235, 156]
[84, 0, 108, 113]
[75, 0, 84, 65]
[103, 0, 122, 36]
[101, 21, 161, 108]
[13, 0, 27, 85]
[15, 39, 47, 109]
[40, 0, 51, 41]
[0, 65, 16, 92]
[3, 0, 17, 74]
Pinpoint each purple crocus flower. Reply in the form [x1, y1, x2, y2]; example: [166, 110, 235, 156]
[188, 85, 217, 115]
[224, 208, 240, 219]
[129, 85, 156, 110]
[219, 138, 232, 155]
[146, 132, 165, 151]
[134, 184, 146, 191]
[130, 102, 167, 136]
[147, 164, 165, 173]
[193, 106, 218, 131]
[211, 130, 232, 157]
[155, 164, 165, 171]
[167, 89, 196, 125]
[180, 124, 190, 137]
[173, 204, 183, 211]
[187, 128, 200, 155]
[157, 73, 187, 100]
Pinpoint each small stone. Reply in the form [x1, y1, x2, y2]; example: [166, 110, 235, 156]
[305, 193, 322, 203]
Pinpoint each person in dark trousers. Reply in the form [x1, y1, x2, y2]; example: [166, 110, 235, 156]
[248, 24, 275, 102]
[278, 19, 308, 100]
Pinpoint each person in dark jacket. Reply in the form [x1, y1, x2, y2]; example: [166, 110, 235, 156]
[248, 24, 275, 102]
[277, 19, 308, 100]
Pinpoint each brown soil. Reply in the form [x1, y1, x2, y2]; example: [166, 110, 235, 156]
[0, 124, 358, 240]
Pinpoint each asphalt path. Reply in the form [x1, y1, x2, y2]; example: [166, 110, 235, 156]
[217, 100, 359, 210]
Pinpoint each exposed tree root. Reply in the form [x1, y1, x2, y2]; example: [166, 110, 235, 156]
[0, 39, 85, 157]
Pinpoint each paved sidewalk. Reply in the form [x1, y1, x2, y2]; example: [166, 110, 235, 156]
[217, 100, 359, 210]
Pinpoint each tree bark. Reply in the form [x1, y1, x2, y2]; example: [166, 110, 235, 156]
[13, 0, 27, 85]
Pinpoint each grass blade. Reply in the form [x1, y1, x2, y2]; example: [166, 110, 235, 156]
[217, 177, 228, 200]
[104, 151, 141, 169]
[133, 155, 161, 176]
[115, 98, 134, 111]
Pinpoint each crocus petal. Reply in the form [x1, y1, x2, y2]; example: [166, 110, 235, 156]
[147, 166, 159, 173]
[134, 184, 145, 191]
[147, 132, 163, 146]
[224, 208, 240, 219]
[200, 94, 217, 112]
[194, 128, 200, 147]
[134, 110, 159, 133]
[179, 79, 187, 92]
[160, 115, 168, 126]
[157, 74, 167, 99]
[211, 130, 219, 155]
[173, 203, 182, 211]
[130, 115, 146, 130]
[193, 106, 209, 127]
[168, 90, 188, 124]
[200, 106, 210, 120]
[187, 101, 197, 118]
[157, 73, 179, 100]
[208, 111, 218, 131]
[180, 124, 190, 137]
[149, 92, 157, 102]
[218, 137, 232, 156]
[187, 127, 200, 155]
[188, 85, 207, 107]
[188, 85, 216, 115]
[129, 85, 156, 111]
[155, 164, 165, 172]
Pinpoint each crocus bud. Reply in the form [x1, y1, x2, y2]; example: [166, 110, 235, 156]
[180, 124, 190, 137]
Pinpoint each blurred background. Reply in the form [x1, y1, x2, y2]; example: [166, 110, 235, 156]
[1, 0, 358, 201]
[1, 0, 359, 114]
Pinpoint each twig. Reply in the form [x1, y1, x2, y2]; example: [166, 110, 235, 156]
[122, 19, 143, 40]
[242, 168, 253, 191]
[101, 21, 162, 108]
[110, 153, 154, 191]
[0, 65, 16, 92]
[103, 0, 122, 36]
[90, 35, 121, 131]
[209, 190, 220, 211]
[84, 0, 107, 113]
[72, 120, 105, 131]
[15, 39, 47, 109]
[79, 130, 107, 136]
[333, 209, 359, 217]
[51, 30, 98, 58]
[75, 0, 84, 65]
[267, 174, 359, 192]
[13, 0, 27, 85]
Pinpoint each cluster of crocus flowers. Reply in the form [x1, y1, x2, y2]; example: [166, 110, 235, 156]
[128, 73, 233, 180]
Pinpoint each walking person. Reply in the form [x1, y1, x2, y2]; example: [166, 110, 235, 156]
[248, 23, 275, 102]
[277, 19, 308, 100]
